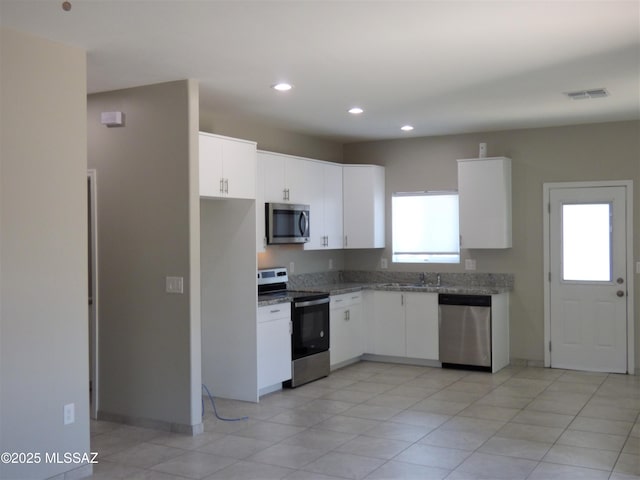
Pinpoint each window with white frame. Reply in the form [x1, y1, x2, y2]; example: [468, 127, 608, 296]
[392, 191, 460, 264]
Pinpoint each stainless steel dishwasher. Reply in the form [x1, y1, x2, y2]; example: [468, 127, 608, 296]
[438, 294, 492, 371]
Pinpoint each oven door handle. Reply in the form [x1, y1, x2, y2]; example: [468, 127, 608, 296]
[294, 297, 329, 308]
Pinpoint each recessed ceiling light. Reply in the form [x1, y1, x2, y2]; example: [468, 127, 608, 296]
[401, 125, 414, 132]
[272, 83, 293, 92]
[348, 107, 364, 115]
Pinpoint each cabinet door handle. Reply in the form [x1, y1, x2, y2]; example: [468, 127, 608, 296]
[334, 298, 343, 303]
[224, 178, 229, 194]
[344, 235, 348, 247]
[269, 309, 281, 314]
[401, 294, 404, 306]
[219, 178, 224, 194]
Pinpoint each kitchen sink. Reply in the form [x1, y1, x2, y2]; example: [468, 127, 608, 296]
[378, 282, 433, 288]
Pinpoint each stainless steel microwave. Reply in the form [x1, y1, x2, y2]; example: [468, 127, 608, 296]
[266, 203, 310, 244]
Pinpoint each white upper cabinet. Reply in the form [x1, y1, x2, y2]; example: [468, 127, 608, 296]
[261, 151, 310, 204]
[256, 154, 382, 252]
[256, 155, 266, 252]
[304, 160, 325, 250]
[343, 165, 385, 249]
[322, 163, 344, 249]
[457, 156, 512, 249]
[304, 162, 344, 250]
[199, 132, 256, 200]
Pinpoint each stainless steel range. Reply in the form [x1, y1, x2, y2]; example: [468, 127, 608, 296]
[258, 267, 330, 387]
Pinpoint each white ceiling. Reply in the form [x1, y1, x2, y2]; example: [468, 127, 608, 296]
[1, 0, 639, 143]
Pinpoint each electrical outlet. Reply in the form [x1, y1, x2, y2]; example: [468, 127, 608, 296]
[165, 276, 184, 294]
[380, 258, 388, 269]
[64, 403, 75, 425]
[465, 259, 477, 271]
[289, 261, 295, 274]
[328, 259, 333, 270]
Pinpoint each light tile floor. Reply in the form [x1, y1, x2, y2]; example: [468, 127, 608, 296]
[89, 362, 640, 479]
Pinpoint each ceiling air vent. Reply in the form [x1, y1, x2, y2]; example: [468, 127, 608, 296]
[565, 88, 609, 100]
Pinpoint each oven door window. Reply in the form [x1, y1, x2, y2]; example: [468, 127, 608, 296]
[292, 301, 329, 359]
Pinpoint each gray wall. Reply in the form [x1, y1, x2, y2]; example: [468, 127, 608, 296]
[201, 199, 258, 401]
[200, 110, 343, 163]
[0, 28, 90, 479]
[343, 120, 640, 367]
[88, 80, 202, 430]
[258, 245, 345, 275]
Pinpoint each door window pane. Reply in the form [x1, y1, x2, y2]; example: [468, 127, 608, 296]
[562, 203, 611, 281]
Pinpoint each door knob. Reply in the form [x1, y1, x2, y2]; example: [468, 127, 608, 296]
[616, 290, 625, 297]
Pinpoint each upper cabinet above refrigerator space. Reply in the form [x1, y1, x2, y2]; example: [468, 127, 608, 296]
[199, 132, 257, 200]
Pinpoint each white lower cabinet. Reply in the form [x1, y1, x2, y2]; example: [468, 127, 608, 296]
[257, 304, 291, 392]
[405, 293, 439, 360]
[330, 292, 364, 367]
[369, 291, 405, 356]
[367, 291, 439, 360]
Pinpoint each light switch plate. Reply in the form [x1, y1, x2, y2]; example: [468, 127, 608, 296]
[465, 259, 477, 271]
[166, 276, 184, 294]
[380, 258, 388, 269]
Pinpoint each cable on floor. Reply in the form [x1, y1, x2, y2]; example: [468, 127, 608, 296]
[201, 384, 249, 421]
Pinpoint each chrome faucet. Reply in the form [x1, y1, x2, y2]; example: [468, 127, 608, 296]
[419, 273, 426, 285]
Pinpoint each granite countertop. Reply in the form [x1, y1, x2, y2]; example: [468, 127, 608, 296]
[298, 282, 511, 296]
[258, 280, 512, 307]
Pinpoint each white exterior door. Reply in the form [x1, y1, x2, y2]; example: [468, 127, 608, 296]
[548, 185, 629, 373]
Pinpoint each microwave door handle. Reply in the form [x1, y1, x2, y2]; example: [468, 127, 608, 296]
[299, 211, 308, 236]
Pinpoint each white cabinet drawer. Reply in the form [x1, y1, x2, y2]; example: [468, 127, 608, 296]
[258, 303, 290, 323]
[330, 292, 362, 308]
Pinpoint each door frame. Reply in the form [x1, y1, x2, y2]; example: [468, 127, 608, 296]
[543, 180, 634, 374]
[88, 169, 99, 418]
